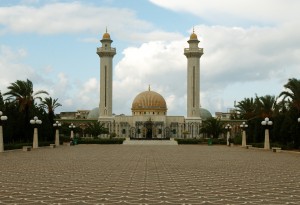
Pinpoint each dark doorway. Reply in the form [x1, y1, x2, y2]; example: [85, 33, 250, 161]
[144, 119, 153, 139]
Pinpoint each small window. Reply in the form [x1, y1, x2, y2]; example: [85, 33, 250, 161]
[122, 129, 126, 134]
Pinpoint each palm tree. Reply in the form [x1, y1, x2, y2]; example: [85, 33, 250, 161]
[40, 97, 62, 125]
[235, 97, 256, 120]
[279, 78, 300, 112]
[256, 95, 276, 118]
[200, 118, 225, 138]
[4, 79, 48, 141]
[85, 122, 108, 138]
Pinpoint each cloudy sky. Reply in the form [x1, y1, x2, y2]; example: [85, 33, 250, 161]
[0, 0, 299, 116]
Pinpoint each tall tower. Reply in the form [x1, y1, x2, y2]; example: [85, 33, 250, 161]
[97, 30, 116, 119]
[184, 30, 203, 118]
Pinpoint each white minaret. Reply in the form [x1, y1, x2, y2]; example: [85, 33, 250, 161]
[97, 30, 116, 118]
[184, 30, 203, 118]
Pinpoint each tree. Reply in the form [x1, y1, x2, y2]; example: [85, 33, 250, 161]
[256, 94, 276, 118]
[0, 91, 4, 111]
[235, 97, 256, 120]
[4, 79, 48, 141]
[40, 97, 62, 125]
[279, 78, 300, 112]
[85, 122, 108, 138]
[200, 118, 225, 138]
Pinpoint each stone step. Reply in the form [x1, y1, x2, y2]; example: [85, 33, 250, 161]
[123, 138, 178, 146]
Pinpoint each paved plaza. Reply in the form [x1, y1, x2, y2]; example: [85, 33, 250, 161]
[0, 144, 299, 205]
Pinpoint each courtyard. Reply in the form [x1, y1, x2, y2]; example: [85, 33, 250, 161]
[0, 144, 299, 205]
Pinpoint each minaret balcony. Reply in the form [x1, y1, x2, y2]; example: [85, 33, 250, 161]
[184, 48, 203, 53]
[97, 47, 116, 53]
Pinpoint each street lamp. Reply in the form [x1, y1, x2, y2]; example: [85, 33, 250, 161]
[298, 117, 300, 123]
[0, 111, 8, 152]
[69, 123, 76, 140]
[225, 124, 232, 146]
[30, 116, 42, 149]
[53, 121, 61, 146]
[240, 122, 248, 147]
[261, 117, 273, 149]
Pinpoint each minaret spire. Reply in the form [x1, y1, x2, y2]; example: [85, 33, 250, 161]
[184, 30, 203, 118]
[97, 30, 116, 118]
[148, 85, 151, 91]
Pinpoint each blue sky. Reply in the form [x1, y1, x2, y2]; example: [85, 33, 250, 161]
[0, 0, 300, 116]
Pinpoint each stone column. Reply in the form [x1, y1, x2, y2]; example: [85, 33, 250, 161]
[70, 130, 74, 139]
[242, 130, 246, 147]
[0, 125, 3, 152]
[55, 129, 60, 146]
[226, 131, 230, 146]
[264, 128, 270, 149]
[33, 127, 38, 149]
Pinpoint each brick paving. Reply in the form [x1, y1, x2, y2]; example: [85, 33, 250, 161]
[0, 144, 299, 205]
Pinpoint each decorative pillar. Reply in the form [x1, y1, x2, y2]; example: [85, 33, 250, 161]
[53, 121, 61, 146]
[30, 116, 42, 149]
[261, 117, 273, 149]
[225, 124, 232, 146]
[240, 122, 248, 147]
[0, 111, 8, 152]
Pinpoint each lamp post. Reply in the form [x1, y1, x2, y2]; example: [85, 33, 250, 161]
[69, 123, 76, 140]
[30, 116, 42, 149]
[261, 117, 273, 149]
[225, 124, 232, 146]
[53, 121, 61, 146]
[0, 111, 8, 152]
[240, 122, 248, 147]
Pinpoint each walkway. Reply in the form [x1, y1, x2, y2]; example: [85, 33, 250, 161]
[0, 145, 299, 204]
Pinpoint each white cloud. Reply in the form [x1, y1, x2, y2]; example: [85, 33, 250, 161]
[149, 0, 300, 26]
[113, 40, 187, 115]
[0, 2, 186, 43]
[0, 2, 151, 37]
[0, 45, 36, 91]
[112, 23, 300, 116]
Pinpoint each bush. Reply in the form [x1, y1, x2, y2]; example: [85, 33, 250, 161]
[78, 138, 125, 144]
[4, 141, 53, 150]
[176, 138, 227, 145]
[176, 139, 201, 144]
[233, 134, 242, 144]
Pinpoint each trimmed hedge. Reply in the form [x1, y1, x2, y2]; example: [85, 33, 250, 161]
[77, 138, 125, 144]
[4, 141, 54, 150]
[176, 138, 227, 145]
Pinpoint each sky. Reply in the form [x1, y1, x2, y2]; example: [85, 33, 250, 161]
[0, 0, 299, 116]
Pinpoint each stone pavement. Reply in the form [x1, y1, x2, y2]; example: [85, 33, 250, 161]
[0, 145, 299, 205]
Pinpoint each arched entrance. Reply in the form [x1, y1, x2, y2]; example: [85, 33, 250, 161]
[144, 119, 153, 139]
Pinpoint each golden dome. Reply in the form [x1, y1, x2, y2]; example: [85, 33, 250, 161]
[132, 89, 167, 115]
[190, 32, 198, 40]
[102, 32, 111, 39]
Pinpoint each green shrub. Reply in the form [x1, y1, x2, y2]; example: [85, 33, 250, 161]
[176, 138, 227, 145]
[4, 141, 53, 150]
[78, 138, 125, 144]
[233, 133, 242, 144]
[176, 139, 201, 144]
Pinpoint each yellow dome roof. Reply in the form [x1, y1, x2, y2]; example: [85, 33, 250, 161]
[132, 90, 167, 113]
[190, 32, 198, 40]
[102, 32, 111, 39]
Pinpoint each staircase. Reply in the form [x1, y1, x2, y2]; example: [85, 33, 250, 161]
[123, 138, 178, 145]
